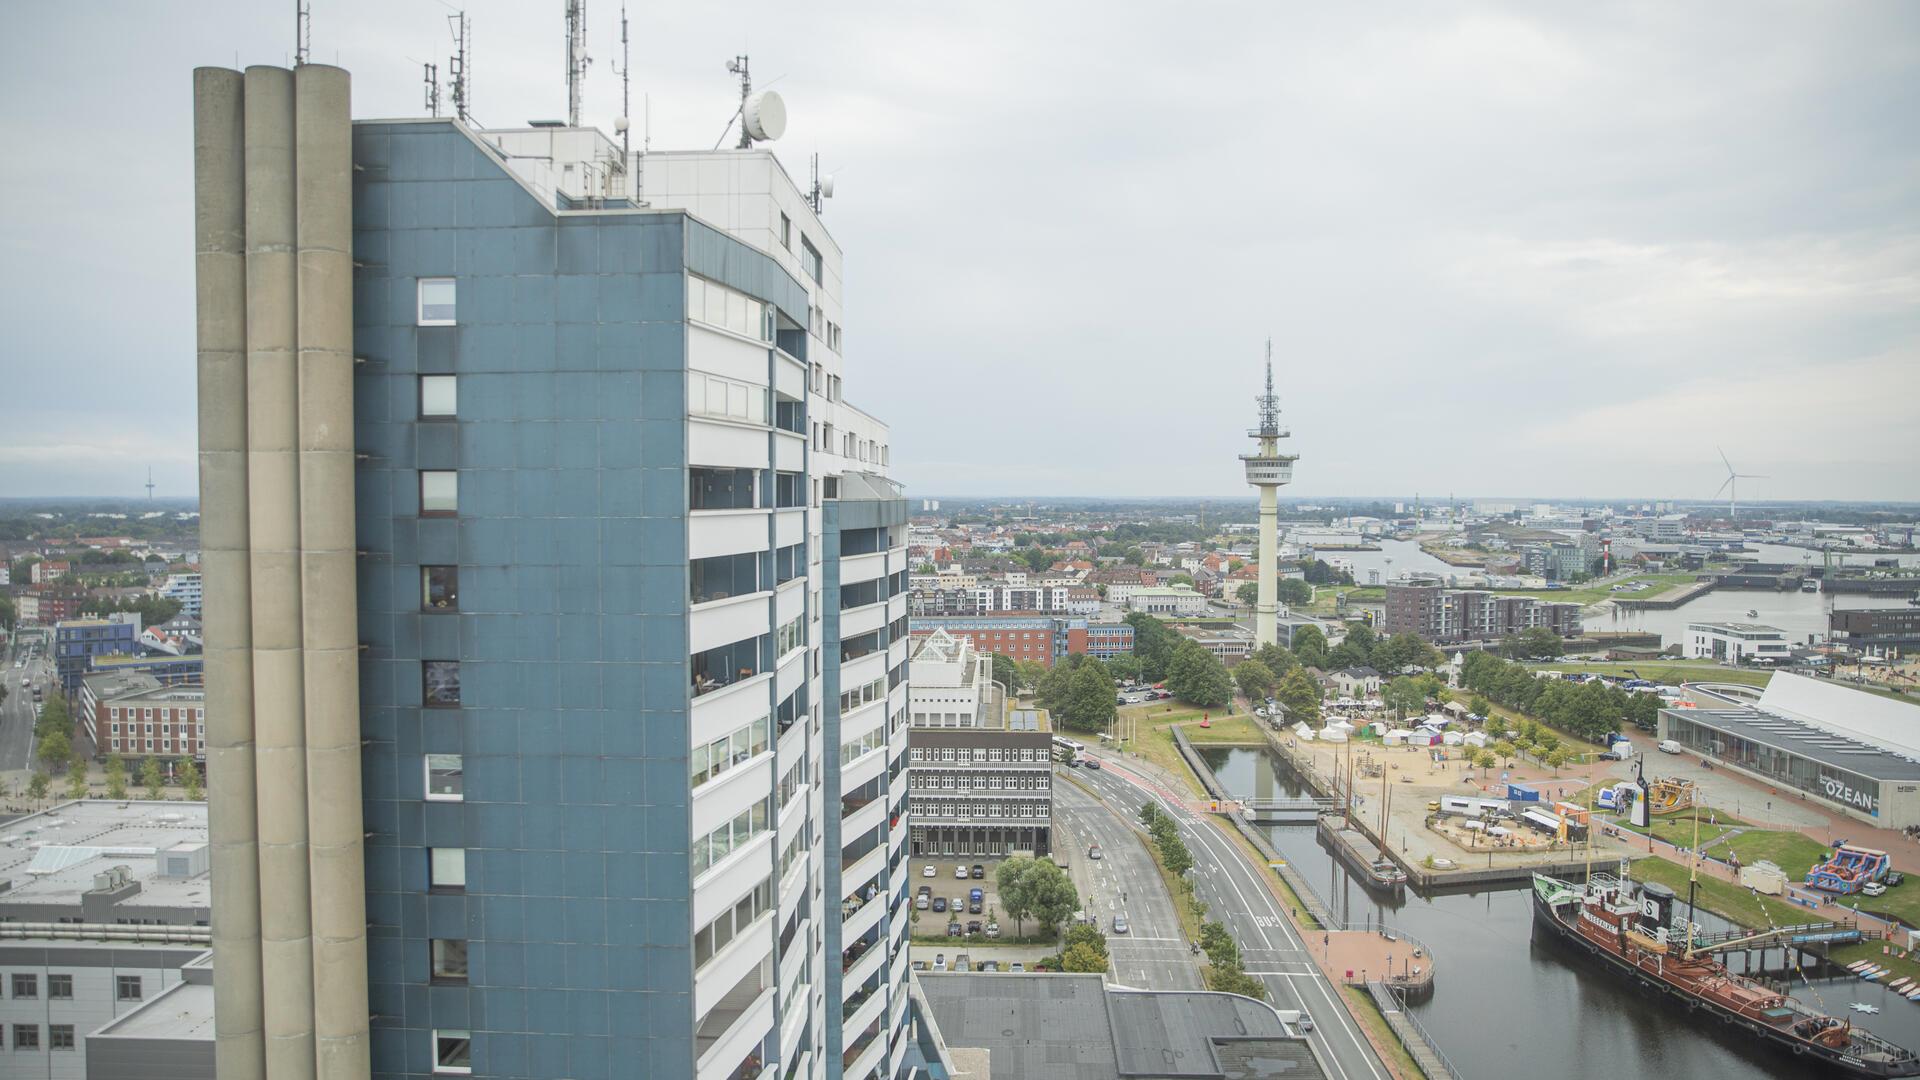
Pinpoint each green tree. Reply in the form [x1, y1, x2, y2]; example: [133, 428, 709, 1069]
[1290, 625, 1328, 669]
[36, 694, 70, 741]
[1062, 663, 1117, 734]
[1205, 961, 1269, 1000]
[1343, 622, 1377, 652]
[1166, 640, 1232, 708]
[1236, 582, 1260, 607]
[1274, 668, 1321, 726]
[1381, 677, 1426, 719]
[1125, 612, 1180, 681]
[1019, 546, 1052, 573]
[38, 728, 71, 769]
[1157, 830, 1194, 878]
[1475, 748, 1497, 775]
[1536, 731, 1560, 755]
[1251, 643, 1298, 676]
[1493, 740, 1517, 767]
[27, 771, 50, 805]
[1063, 921, 1109, 961]
[1520, 627, 1563, 659]
[1170, 573, 1196, 588]
[1023, 860, 1080, 937]
[1104, 653, 1143, 683]
[1547, 748, 1569, 775]
[1233, 659, 1278, 703]
[1061, 942, 1109, 973]
[990, 653, 1022, 693]
[142, 755, 166, 800]
[1470, 694, 1491, 717]
[106, 755, 128, 800]
[1276, 578, 1312, 606]
[66, 752, 89, 801]
[995, 856, 1037, 937]
[179, 758, 203, 800]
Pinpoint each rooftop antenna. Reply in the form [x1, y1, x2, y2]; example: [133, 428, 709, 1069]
[1255, 339, 1280, 438]
[609, 1, 632, 160]
[808, 153, 835, 213]
[145, 468, 156, 503]
[424, 62, 441, 117]
[447, 10, 472, 125]
[564, 0, 590, 128]
[295, 0, 311, 66]
[716, 56, 786, 151]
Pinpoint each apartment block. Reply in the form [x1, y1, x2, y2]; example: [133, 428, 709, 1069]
[904, 632, 1053, 858]
[1383, 581, 1581, 644]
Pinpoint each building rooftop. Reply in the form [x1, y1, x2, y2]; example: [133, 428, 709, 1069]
[1666, 705, 1920, 782]
[92, 979, 217, 1041]
[1687, 622, 1787, 635]
[0, 800, 211, 914]
[917, 973, 1323, 1080]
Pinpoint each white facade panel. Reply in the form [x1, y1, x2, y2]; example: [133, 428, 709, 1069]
[688, 419, 769, 471]
[690, 593, 772, 654]
[689, 509, 770, 561]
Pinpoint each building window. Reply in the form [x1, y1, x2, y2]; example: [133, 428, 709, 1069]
[431, 939, 468, 983]
[46, 975, 71, 1000]
[779, 212, 792, 250]
[426, 754, 465, 800]
[691, 552, 760, 605]
[434, 1029, 473, 1074]
[12, 1025, 37, 1050]
[10, 973, 35, 998]
[689, 466, 756, 511]
[418, 278, 456, 325]
[422, 566, 459, 611]
[420, 374, 458, 418]
[117, 975, 142, 1001]
[49, 1025, 74, 1051]
[429, 847, 467, 890]
[420, 471, 458, 516]
[423, 661, 462, 707]
[800, 236, 822, 284]
[774, 471, 804, 508]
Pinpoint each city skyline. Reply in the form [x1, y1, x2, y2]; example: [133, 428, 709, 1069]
[2, 1, 1916, 500]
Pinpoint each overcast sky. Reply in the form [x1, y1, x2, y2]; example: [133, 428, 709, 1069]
[2, 2, 1915, 503]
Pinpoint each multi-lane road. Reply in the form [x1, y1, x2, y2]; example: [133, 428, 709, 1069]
[1074, 755, 1392, 1080]
[1052, 776, 1204, 990]
[1, 634, 52, 775]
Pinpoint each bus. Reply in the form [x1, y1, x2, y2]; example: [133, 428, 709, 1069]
[1051, 736, 1084, 764]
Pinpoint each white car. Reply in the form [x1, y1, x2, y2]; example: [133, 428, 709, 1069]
[954, 865, 969, 879]
[1863, 882, 1888, 897]
[922, 865, 936, 878]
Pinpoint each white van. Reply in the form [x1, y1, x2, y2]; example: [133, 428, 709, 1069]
[1658, 740, 1683, 755]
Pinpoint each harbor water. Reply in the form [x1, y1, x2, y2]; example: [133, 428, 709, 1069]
[1201, 745, 1920, 1079]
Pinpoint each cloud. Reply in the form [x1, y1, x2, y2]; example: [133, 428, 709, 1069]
[1, 1, 1915, 501]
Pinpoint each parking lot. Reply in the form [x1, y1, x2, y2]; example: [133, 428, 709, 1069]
[910, 857, 1004, 936]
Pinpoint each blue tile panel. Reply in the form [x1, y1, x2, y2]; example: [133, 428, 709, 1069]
[351, 120, 798, 1080]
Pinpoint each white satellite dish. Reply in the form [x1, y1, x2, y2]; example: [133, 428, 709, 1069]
[614, 116, 630, 134]
[819, 174, 835, 198]
[743, 90, 786, 142]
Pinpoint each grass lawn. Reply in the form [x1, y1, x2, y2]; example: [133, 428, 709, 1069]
[1491, 573, 1700, 606]
[1828, 941, 1920, 987]
[1521, 660, 1774, 689]
[1628, 856, 1805, 930]
[1184, 713, 1268, 744]
[1339, 985, 1429, 1080]
[1722, 830, 1831, 878]
[1112, 705, 1211, 796]
[1619, 811, 1745, 853]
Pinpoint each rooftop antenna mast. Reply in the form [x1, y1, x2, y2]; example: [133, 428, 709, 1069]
[295, 0, 311, 65]
[447, 11, 472, 125]
[1255, 339, 1280, 438]
[727, 55, 752, 148]
[808, 153, 834, 214]
[565, 0, 590, 128]
[609, 2, 632, 160]
[424, 62, 441, 117]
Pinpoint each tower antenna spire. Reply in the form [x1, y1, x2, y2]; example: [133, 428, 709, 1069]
[447, 10, 472, 125]
[145, 467, 156, 503]
[565, 0, 590, 128]
[1242, 339, 1299, 648]
[295, 0, 311, 66]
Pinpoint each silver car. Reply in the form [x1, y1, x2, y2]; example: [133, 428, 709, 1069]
[1111, 914, 1129, 934]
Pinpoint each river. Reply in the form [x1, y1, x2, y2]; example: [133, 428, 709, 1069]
[1200, 745, 1920, 1080]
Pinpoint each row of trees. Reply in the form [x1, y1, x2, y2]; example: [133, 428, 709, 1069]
[1138, 802, 1265, 999]
[26, 754, 202, 806]
[992, 855, 1081, 940]
[1459, 650, 1661, 742]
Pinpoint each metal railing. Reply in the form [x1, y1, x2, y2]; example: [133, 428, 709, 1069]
[1374, 981, 1462, 1080]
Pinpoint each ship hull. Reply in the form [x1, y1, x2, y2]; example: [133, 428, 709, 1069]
[1531, 887, 1920, 1078]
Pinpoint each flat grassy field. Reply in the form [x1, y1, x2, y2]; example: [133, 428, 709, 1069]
[1491, 573, 1700, 606]
[1628, 856, 1804, 930]
[1619, 810, 1748, 853]
[1112, 705, 1211, 796]
[1520, 661, 1774, 689]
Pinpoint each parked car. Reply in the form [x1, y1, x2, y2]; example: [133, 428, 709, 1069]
[980, 960, 999, 972]
[968, 898, 983, 914]
[1598, 750, 1622, 761]
[932, 954, 947, 972]
[969, 887, 984, 906]
[966, 920, 983, 936]
[1112, 914, 1129, 934]
[947, 920, 963, 936]
[915, 894, 929, 910]
[970, 864, 986, 879]
[1009, 961, 1024, 972]
[1889, 872, 1907, 887]
[985, 922, 1001, 939]
[1864, 882, 1889, 897]
[1658, 740, 1683, 754]
[932, 897, 948, 913]
[954, 954, 971, 972]
[954, 864, 970, 879]
[917, 883, 933, 896]
[922, 864, 937, 878]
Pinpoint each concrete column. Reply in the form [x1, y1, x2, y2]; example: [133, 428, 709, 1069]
[193, 65, 267, 1080]
[243, 63, 318, 1080]
[294, 63, 371, 1080]
[1256, 485, 1279, 647]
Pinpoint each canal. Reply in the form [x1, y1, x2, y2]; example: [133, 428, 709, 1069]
[1201, 745, 1920, 1079]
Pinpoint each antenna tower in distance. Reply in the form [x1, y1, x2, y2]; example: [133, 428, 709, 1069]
[145, 467, 156, 503]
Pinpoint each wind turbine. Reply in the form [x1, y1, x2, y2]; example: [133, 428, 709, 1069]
[1714, 447, 1766, 521]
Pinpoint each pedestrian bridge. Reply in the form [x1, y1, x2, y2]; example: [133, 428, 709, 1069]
[1240, 797, 1338, 823]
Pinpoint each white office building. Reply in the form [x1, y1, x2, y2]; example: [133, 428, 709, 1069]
[1686, 622, 1792, 664]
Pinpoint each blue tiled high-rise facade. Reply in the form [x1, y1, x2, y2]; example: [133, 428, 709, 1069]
[346, 118, 912, 1080]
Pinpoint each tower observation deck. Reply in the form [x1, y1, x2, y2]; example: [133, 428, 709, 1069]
[1241, 343, 1298, 647]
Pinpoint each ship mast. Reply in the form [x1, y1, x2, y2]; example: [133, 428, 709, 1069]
[1686, 799, 1702, 952]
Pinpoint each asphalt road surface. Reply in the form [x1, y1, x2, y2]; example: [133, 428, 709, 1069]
[1077, 757, 1392, 1080]
[1, 637, 51, 775]
[1052, 777, 1204, 990]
